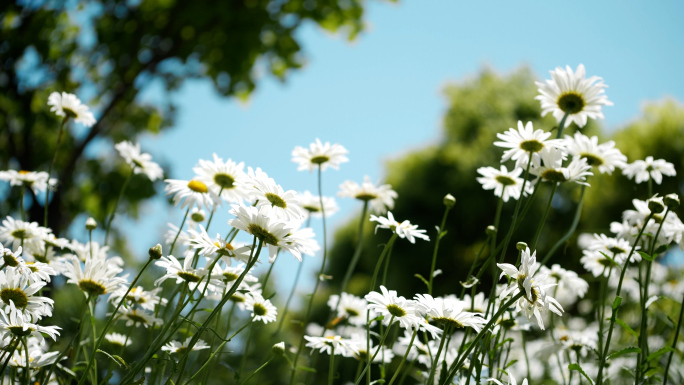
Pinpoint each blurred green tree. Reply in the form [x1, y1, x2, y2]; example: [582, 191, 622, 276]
[0, 0, 381, 245]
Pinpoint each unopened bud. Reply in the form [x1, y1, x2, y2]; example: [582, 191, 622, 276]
[149, 244, 163, 260]
[443, 194, 456, 208]
[485, 226, 497, 236]
[272, 342, 285, 356]
[664, 193, 680, 209]
[516, 242, 528, 251]
[648, 196, 665, 214]
[85, 217, 97, 231]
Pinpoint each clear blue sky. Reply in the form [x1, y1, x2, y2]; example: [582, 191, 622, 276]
[108, 0, 684, 300]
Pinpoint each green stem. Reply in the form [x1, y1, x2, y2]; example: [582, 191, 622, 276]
[388, 329, 417, 385]
[41, 299, 89, 385]
[88, 297, 99, 384]
[44, 117, 67, 227]
[521, 330, 531, 380]
[428, 205, 453, 295]
[556, 112, 569, 139]
[442, 292, 524, 385]
[340, 201, 369, 294]
[663, 290, 684, 385]
[458, 233, 492, 299]
[597, 212, 654, 384]
[542, 183, 586, 265]
[169, 208, 191, 255]
[238, 356, 275, 385]
[76, 258, 154, 385]
[497, 152, 534, 266]
[530, 182, 558, 251]
[236, 325, 256, 381]
[183, 340, 229, 385]
[328, 345, 336, 385]
[426, 325, 450, 385]
[104, 169, 133, 246]
[354, 316, 395, 385]
[22, 337, 30, 385]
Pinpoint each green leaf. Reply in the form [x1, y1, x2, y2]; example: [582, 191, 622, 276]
[297, 366, 317, 373]
[655, 244, 669, 254]
[568, 363, 594, 385]
[97, 349, 125, 367]
[638, 251, 655, 261]
[612, 296, 622, 310]
[607, 346, 641, 360]
[414, 274, 429, 288]
[599, 252, 622, 268]
[615, 318, 638, 338]
[647, 346, 675, 362]
[504, 359, 518, 369]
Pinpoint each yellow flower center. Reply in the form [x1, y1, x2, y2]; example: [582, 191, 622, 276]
[265, 193, 287, 209]
[187, 180, 208, 193]
[78, 279, 107, 296]
[0, 288, 28, 308]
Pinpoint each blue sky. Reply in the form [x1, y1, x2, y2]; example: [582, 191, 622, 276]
[105, 0, 684, 299]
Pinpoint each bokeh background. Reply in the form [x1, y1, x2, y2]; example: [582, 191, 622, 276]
[2, 0, 684, 383]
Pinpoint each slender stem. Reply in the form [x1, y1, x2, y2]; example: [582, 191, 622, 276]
[663, 290, 684, 385]
[183, 340, 229, 385]
[442, 292, 524, 385]
[340, 201, 369, 294]
[459, 233, 492, 299]
[388, 329, 417, 385]
[556, 112, 569, 139]
[497, 152, 534, 266]
[169, 208, 191, 255]
[288, 166, 329, 385]
[88, 297, 99, 384]
[597, 213, 654, 384]
[0, 337, 17, 380]
[426, 325, 450, 385]
[328, 345, 336, 385]
[530, 182, 557, 251]
[104, 169, 133, 246]
[44, 117, 67, 227]
[22, 337, 30, 385]
[354, 316, 396, 385]
[542, 184, 586, 265]
[76, 258, 154, 385]
[236, 325, 256, 380]
[274, 252, 306, 337]
[428, 205, 452, 295]
[238, 356, 275, 385]
[41, 299, 89, 385]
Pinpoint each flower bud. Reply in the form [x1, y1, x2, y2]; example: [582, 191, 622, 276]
[648, 196, 665, 214]
[485, 226, 497, 236]
[664, 193, 680, 209]
[149, 244, 163, 260]
[85, 217, 97, 231]
[443, 194, 456, 208]
[272, 342, 285, 356]
[516, 242, 528, 251]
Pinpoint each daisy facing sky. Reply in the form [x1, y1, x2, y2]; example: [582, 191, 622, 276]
[292, 138, 349, 172]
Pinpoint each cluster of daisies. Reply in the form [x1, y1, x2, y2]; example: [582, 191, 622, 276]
[0, 62, 682, 385]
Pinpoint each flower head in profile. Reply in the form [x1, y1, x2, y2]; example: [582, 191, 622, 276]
[115, 141, 163, 181]
[241, 168, 305, 221]
[476, 165, 533, 202]
[0, 267, 54, 320]
[488, 374, 529, 385]
[105, 332, 132, 347]
[370, 212, 429, 243]
[304, 335, 358, 356]
[244, 292, 277, 324]
[154, 255, 219, 292]
[338, 176, 397, 214]
[623, 156, 676, 185]
[162, 337, 210, 355]
[0, 301, 60, 343]
[298, 191, 340, 218]
[494, 121, 565, 168]
[327, 293, 370, 327]
[61, 256, 128, 298]
[47, 92, 96, 127]
[365, 286, 422, 330]
[292, 139, 349, 172]
[0, 217, 52, 251]
[530, 148, 593, 185]
[187, 225, 252, 264]
[0, 170, 56, 194]
[109, 286, 167, 312]
[564, 133, 627, 175]
[165, 178, 221, 211]
[535, 64, 613, 128]
[115, 307, 162, 328]
[193, 154, 249, 204]
[414, 294, 487, 332]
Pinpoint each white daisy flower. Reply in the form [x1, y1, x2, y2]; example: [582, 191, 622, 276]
[476, 165, 533, 202]
[327, 293, 370, 327]
[540, 264, 589, 305]
[0, 301, 60, 343]
[16, 260, 56, 285]
[115, 307, 162, 328]
[414, 294, 487, 332]
[535, 63, 613, 128]
[61, 256, 128, 298]
[0, 267, 54, 320]
[580, 250, 620, 278]
[0, 170, 56, 194]
[209, 281, 262, 310]
[8, 347, 59, 368]
[0, 217, 51, 251]
[244, 292, 277, 324]
[114, 141, 164, 181]
[493, 121, 565, 168]
[291, 138, 349, 172]
[298, 191, 340, 218]
[1, 245, 24, 268]
[623, 156, 676, 184]
[530, 147, 593, 185]
[488, 374, 529, 385]
[188, 208, 206, 228]
[304, 335, 358, 357]
[365, 286, 422, 330]
[338, 176, 397, 214]
[285, 226, 320, 257]
[497, 247, 564, 329]
[349, 333, 395, 363]
[228, 204, 306, 263]
[187, 225, 252, 264]
[162, 337, 210, 355]
[105, 332, 132, 347]
[370, 211, 429, 243]
[109, 286, 167, 312]
[586, 233, 638, 263]
[210, 262, 258, 284]
[564, 133, 627, 174]
[63, 240, 120, 264]
[165, 178, 221, 212]
[460, 292, 488, 314]
[154, 255, 219, 293]
[47, 91, 96, 127]
[193, 154, 249, 204]
[241, 167, 305, 221]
